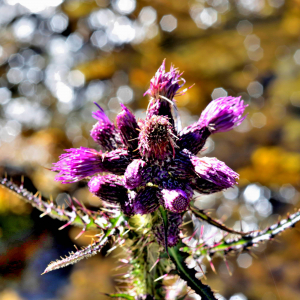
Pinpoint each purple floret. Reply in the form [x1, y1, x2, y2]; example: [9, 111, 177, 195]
[144, 59, 185, 100]
[124, 159, 146, 189]
[52, 147, 104, 183]
[160, 189, 192, 213]
[144, 60, 187, 128]
[90, 103, 123, 151]
[116, 104, 140, 150]
[191, 156, 239, 193]
[88, 174, 128, 204]
[132, 186, 160, 215]
[199, 96, 248, 133]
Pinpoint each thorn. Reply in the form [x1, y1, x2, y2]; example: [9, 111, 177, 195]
[75, 229, 85, 240]
[196, 261, 207, 280]
[39, 211, 49, 218]
[154, 274, 168, 282]
[207, 256, 217, 274]
[149, 258, 160, 272]
[21, 175, 24, 188]
[58, 221, 72, 230]
[223, 256, 232, 276]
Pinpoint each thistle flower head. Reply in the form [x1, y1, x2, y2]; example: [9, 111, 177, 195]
[144, 59, 185, 100]
[116, 103, 139, 150]
[191, 156, 239, 193]
[138, 115, 177, 162]
[52, 147, 103, 183]
[160, 189, 192, 213]
[199, 96, 248, 133]
[90, 103, 122, 150]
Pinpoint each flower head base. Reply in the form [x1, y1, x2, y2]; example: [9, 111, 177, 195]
[154, 212, 182, 247]
[199, 96, 248, 133]
[88, 174, 127, 204]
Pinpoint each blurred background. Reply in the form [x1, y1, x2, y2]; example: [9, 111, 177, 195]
[0, 0, 300, 299]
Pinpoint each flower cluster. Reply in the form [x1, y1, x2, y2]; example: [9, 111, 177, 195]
[53, 60, 247, 247]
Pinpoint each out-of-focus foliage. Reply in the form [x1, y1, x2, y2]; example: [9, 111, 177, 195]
[0, 0, 299, 299]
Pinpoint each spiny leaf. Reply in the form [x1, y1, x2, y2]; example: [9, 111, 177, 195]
[42, 214, 125, 274]
[202, 209, 300, 255]
[0, 177, 107, 231]
[190, 205, 247, 236]
[42, 234, 109, 274]
[169, 242, 217, 300]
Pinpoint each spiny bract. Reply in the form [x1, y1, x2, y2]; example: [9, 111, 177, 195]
[53, 59, 247, 247]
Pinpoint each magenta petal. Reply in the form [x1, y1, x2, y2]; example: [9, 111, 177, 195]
[199, 96, 248, 133]
[160, 188, 192, 213]
[124, 159, 147, 189]
[116, 104, 140, 150]
[52, 147, 104, 183]
[191, 156, 239, 194]
[88, 174, 127, 204]
[90, 103, 123, 151]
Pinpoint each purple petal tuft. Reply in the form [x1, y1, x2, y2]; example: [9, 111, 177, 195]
[116, 104, 140, 150]
[90, 103, 123, 151]
[160, 188, 192, 213]
[191, 156, 239, 194]
[88, 174, 128, 204]
[124, 159, 147, 189]
[199, 96, 248, 133]
[52, 147, 104, 183]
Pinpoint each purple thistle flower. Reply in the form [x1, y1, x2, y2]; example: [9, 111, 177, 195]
[160, 189, 192, 213]
[154, 212, 182, 247]
[144, 59, 185, 100]
[52, 147, 104, 183]
[191, 156, 239, 194]
[132, 186, 160, 215]
[116, 103, 140, 151]
[88, 174, 127, 204]
[138, 115, 177, 162]
[53, 147, 132, 183]
[53, 60, 247, 246]
[178, 97, 247, 155]
[124, 159, 146, 189]
[90, 103, 123, 151]
[144, 60, 187, 128]
[199, 96, 248, 133]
